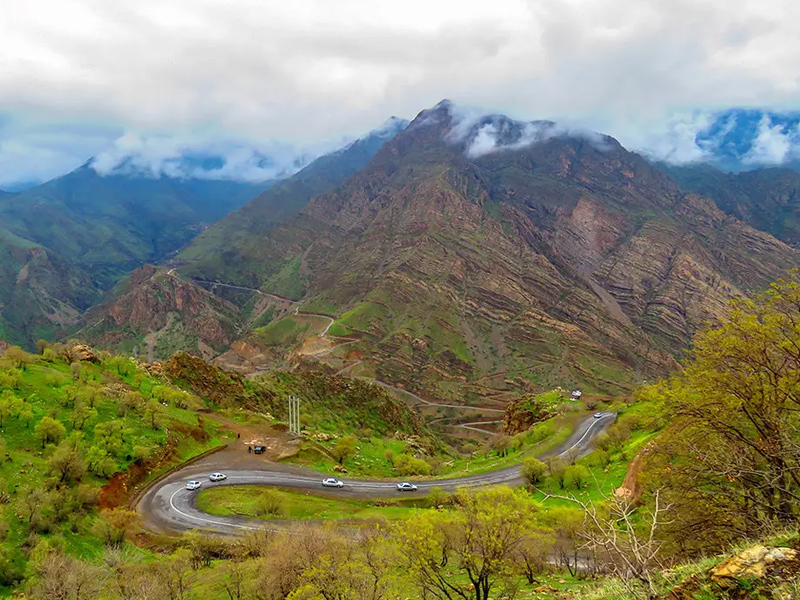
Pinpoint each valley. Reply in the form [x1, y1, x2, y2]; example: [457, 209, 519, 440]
[2, 101, 800, 600]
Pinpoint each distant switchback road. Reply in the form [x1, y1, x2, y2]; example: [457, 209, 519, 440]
[136, 412, 616, 535]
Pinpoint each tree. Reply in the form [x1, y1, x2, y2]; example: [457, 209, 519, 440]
[568, 491, 671, 600]
[4, 346, 34, 370]
[47, 439, 87, 484]
[93, 508, 139, 547]
[35, 417, 66, 448]
[643, 272, 800, 552]
[18, 404, 34, 428]
[564, 464, 591, 489]
[0, 391, 16, 426]
[17, 487, 48, 531]
[144, 400, 163, 430]
[35, 339, 50, 355]
[26, 549, 104, 600]
[94, 420, 126, 456]
[546, 456, 567, 489]
[254, 490, 286, 517]
[520, 458, 548, 486]
[331, 435, 357, 464]
[70, 402, 96, 431]
[492, 435, 512, 457]
[70, 362, 82, 381]
[398, 486, 536, 600]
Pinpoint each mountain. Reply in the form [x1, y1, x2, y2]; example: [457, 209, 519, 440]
[78, 265, 241, 361]
[0, 163, 284, 347]
[693, 108, 800, 172]
[665, 163, 800, 246]
[0, 164, 275, 288]
[0, 225, 99, 345]
[134, 100, 795, 403]
[77, 118, 409, 358]
[176, 117, 410, 286]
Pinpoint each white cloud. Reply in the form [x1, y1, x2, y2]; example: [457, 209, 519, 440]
[742, 116, 800, 165]
[0, 0, 798, 182]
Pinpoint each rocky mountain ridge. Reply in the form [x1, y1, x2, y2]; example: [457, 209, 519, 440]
[156, 101, 799, 403]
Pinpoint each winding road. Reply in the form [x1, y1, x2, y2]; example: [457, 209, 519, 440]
[136, 412, 616, 535]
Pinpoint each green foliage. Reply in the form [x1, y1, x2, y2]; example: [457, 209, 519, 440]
[641, 271, 800, 555]
[521, 457, 548, 485]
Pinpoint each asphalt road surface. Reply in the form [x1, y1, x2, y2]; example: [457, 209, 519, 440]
[136, 412, 616, 535]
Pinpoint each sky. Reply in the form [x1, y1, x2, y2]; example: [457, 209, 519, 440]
[0, 0, 798, 187]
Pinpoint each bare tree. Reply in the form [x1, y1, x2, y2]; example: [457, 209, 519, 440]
[564, 490, 671, 600]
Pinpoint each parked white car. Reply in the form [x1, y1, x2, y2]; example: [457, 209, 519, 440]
[209, 473, 227, 482]
[322, 477, 344, 488]
[396, 482, 418, 492]
[186, 480, 202, 490]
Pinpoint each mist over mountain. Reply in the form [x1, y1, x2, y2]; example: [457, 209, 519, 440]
[87, 100, 794, 400]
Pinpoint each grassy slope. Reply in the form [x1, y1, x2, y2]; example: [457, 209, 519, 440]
[0, 348, 232, 590]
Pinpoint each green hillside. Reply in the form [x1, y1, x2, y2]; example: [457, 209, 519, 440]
[0, 343, 232, 590]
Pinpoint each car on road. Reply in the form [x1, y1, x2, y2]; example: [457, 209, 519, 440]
[593, 412, 603, 418]
[396, 482, 418, 492]
[253, 446, 267, 454]
[322, 477, 344, 488]
[186, 480, 202, 490]
[209, 473, 227, 482]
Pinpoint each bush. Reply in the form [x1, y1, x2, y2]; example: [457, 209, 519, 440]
[564, 464, 591, 489]
[521, 458, 548, 485]
[427, 486, 453, 508]
[393, 454, 432, 476]
[254, 490, 286, 517]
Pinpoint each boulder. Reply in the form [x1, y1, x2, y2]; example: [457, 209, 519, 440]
[710, 545, 799, 588]
[68, 344, 99, 363]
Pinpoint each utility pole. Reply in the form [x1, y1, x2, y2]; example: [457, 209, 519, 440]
[287, 396, 300, 435]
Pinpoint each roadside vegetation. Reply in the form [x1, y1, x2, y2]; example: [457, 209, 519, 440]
[0, 342, 231, 591]
[6, 272, 800, 598]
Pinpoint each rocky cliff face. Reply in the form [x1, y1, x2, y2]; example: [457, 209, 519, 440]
[170, 102, 798, 402]
[78, 265, 240, 361]
[0, 227, 99, 345]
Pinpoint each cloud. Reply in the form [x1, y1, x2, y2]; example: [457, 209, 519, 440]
[441, 102, 609, 158]
[0, 0, 798, 182]
[742, 116, 800, 165]
[90, 132, 318, 181]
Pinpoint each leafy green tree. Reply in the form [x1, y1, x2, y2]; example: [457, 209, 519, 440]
[0, 391, 16, 426]
[47, 439, 87, 484]
[546, 456, 567, 489]
[94, 420, 125, 456]
[70, 401, 96, 431]
[564, 464, 591, 489]
[520, 457, 548, 485]
[18, 404, 34, 428]
[35, 417, 66, 448]
[398, 487, 537, 600]
[331, 435, 357, 464]
[144, 400, 163, 430]
[644, 271, 800, 552]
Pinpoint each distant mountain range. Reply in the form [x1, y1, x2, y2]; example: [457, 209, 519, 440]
[79, 101, 800, 403]
[4, 102, 800, 405]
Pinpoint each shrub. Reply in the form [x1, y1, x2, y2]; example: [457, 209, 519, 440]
[521, 458, 548, 485]
[254, 490, 286, 517]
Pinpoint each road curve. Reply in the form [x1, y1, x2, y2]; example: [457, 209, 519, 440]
[137, 412, 615, 535]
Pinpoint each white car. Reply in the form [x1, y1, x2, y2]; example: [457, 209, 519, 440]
[322, 477, 344, 488]
[209, 473, 227, 482]
[186, 480, 202, 490]
[593, 412, 604, 419]
[396, 482, 418, 492]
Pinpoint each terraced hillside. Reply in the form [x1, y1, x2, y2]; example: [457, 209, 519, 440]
[169, 101, 799, 403]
